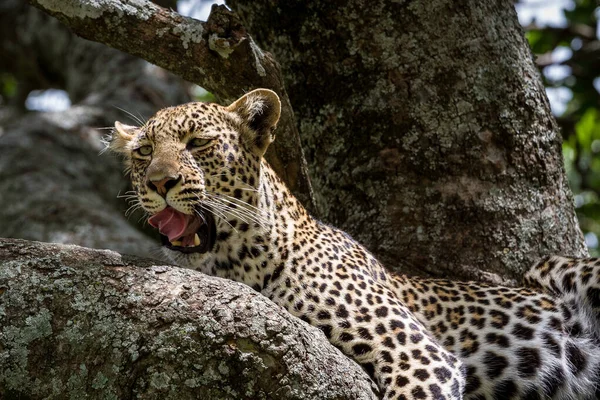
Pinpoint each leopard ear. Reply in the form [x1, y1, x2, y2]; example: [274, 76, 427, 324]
[109, 121, 138, 154]
[226, 89, 281, 155]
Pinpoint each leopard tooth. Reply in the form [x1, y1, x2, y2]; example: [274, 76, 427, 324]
[170, 240, 182, 247]
[194, 233, 201, 246]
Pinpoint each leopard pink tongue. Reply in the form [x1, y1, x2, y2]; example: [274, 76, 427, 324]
[148, 207, 189, 242]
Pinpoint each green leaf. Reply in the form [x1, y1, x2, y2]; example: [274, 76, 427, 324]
[575, 108, 600, 150]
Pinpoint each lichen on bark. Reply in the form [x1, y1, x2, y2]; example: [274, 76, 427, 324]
[0, 238, 377, 400]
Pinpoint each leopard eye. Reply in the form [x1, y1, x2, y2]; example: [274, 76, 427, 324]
[135, 145, 153, 157]
[187, 138, 213, 150]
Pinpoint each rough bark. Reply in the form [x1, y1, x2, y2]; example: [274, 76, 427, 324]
[25, 0, 315, 210]
[0, 238, 376, 400]
[229, 0, 588, 283]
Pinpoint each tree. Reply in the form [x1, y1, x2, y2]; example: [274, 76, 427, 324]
[0, 0, 589, 397]
[227, 0, 588, 281]
[23, 0, 588, 283]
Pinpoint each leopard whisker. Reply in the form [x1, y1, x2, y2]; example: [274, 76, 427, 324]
[125, 202, 144, 217]
[208, 191, 263, 214]
[203, 195, 267, 227]
[197, 203, 237, 232]
[202, 197, 267, 230]
[190, 193, 240, 232]
[207, 198, 268, 229]
[201, 198, 249, 222]
[117, 193, 139, 201]
[113, 105, 145, 126]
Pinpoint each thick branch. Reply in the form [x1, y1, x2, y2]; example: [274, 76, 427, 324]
[25, 0, 314, 209]
[0, 238, 376, 400]
[26, 1, 272, 99]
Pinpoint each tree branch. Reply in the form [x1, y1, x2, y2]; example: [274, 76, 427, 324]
[25, 0, 315, 209]
[0, 238, 376, 399]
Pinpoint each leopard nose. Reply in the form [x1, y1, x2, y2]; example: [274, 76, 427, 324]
[147, 175, 181, 197]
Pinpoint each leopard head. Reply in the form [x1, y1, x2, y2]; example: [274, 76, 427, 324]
[109, 89, 281, 266]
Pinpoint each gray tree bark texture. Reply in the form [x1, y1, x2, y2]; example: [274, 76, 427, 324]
[0, 238, 376, 400]
[228, 0, 588, 283]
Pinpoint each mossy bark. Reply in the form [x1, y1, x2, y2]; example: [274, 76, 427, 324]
[0, 238, 376, 400]
[229, 0, 587, 282]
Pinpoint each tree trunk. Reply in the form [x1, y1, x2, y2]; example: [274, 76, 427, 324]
[0, 238, 376, 400]
[228, 0, 588, 282]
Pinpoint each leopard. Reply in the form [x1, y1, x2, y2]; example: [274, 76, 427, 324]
[109, 89, 600, 399]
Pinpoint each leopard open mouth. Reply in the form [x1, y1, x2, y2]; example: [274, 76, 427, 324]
[148, 206, 216, 254]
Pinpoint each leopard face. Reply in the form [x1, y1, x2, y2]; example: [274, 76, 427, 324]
[109, 89, 281, 268]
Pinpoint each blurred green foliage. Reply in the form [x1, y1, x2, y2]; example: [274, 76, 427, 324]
[522, 0, 600, 254]
[190, 85, 217, 103]
[0, 73, 16, 100]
